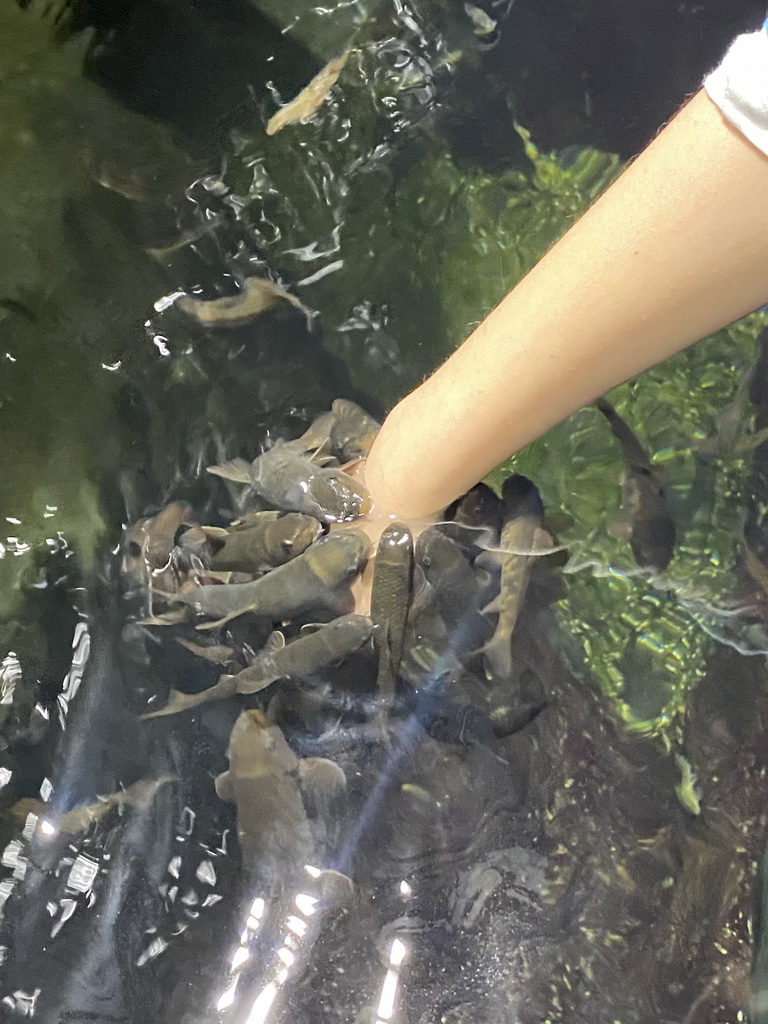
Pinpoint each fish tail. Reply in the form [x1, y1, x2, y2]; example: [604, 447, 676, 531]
[482, 634, 514, 683]
[206, 458, 253, 484]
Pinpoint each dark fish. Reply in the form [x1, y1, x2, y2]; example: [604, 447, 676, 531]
[440, 482, 502, 558]
[416, 527, 486, 644]
[208, 445, 372, 523]
[230, 614, 374, 694]
[207, 512, 322, 573]
[452, 482, 503, 534]
[170, 529, 369, 628]
[124, 500, 194, 570]
[329, 399, 381, 461]
[215, 709, 346, 883]
[481, 474, 544, 683]
[595, 396, 676, 572]
[370, 523, 413, 694]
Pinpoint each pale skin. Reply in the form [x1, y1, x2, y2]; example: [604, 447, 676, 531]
[361, 89, 768, 521]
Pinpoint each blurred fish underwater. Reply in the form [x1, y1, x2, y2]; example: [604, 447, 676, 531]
[3, 1, 768, 1023]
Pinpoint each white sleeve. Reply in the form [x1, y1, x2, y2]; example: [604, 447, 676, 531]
[705, 20, 768, 159]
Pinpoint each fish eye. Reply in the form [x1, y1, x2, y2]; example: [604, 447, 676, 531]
[127, 541, 142, 558]
[422, 555, 432, 568]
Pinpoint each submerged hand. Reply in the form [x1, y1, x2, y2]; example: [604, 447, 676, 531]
[330, 458, 438, 614]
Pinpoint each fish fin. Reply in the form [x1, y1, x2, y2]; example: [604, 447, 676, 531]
[206, 458, 253, 484]
[195, 612, 245, 631]
[331, 398, 380, 426]
[308, 437, 335, 465]
[340, 456, 365, 474]
[140, 677, 237, 719]
[264, 630, 286, 652]
[200, 526, 229, 541]
[176, 638, 233, 664]
[214, 771, 234, 803]
[482, 634, 514, 682]
[481, 595, 501, 617]
[290, 410, 337, 452]
[299, 623, 324, 636]
[137, 608, 189, 626]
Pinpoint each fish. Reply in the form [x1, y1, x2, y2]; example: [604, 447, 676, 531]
[329, 399, 381, 462]
[230, 614, 374, 694]
[168, 529, 369, 629]
[694, 368, 768, 462]
[370, 523, 414, 695]
[176, 637, 236, 665]
[208, 445, 372, 522]
[416, 527, 487, 651]
[464, 2, 497, 36]
[33, 777, 174, 834]
[266, 52, 349, 136]
[140, 675, 238, 720]
[440, 483, 503, 556]
[481, 474, 545, 683]
[206, 512, 322, 573]
[214, 709, 346, 885]
[124, 501, 194, 570]
[176, 276, 313, 328]
[595, 396, 676, 573]
[141, 631, 288, 718]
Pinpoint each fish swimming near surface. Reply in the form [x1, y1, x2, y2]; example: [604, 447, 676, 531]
[480, 474, 545, 684]
[416, 527, 488, 652]
[166, 529, 370, 629]
[206, 512, 322, 573]
[140, 674, 238, 720]
[176, 275, 314, 328]
[370, 523, 413, 695]
[329, 399, 381, 462]
[231, 614, 374, 694]
[208, 445, 372, 523]
[464, 2, 497, 36]
[25, 777, 174, 834]
[595, 396, 676, 573]
[215, 709, 347, 885]
[266, 52, 350, 136]
[124, 500, 194, 571]
[143, 614, 371, 722]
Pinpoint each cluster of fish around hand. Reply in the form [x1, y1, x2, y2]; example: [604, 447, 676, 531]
[124, 397, 560, 884]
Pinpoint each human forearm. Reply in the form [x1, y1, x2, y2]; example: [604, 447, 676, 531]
[366, 89, 768, 518]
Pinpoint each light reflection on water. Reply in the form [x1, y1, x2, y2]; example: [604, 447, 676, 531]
[2, 1, 768, 1022]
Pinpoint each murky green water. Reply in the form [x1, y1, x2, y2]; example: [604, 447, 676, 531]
[3, 2, 768, 1021]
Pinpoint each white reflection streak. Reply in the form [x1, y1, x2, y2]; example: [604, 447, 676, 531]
[224, 882, 321, 1023]
[376, 939, 408, 1022]
[216, 892, 268, 1012]
[245, 982, 278, 1024]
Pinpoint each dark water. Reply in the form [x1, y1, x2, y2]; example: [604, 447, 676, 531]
[3, 1, 768, 1021]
